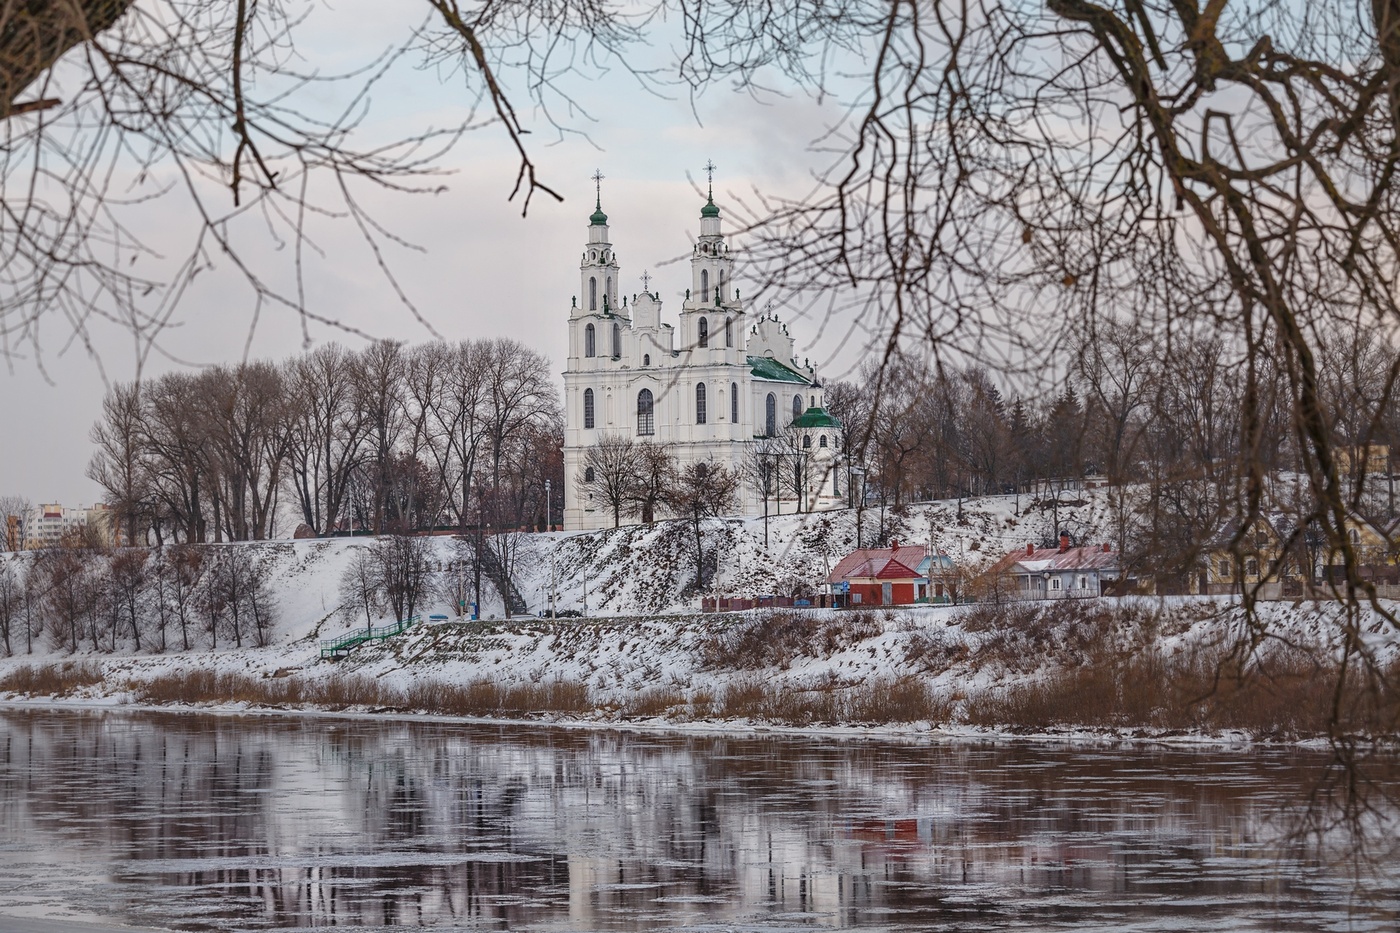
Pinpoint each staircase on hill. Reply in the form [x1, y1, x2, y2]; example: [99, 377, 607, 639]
[477, 538, 529, 616]
[319, 616, 419, 660]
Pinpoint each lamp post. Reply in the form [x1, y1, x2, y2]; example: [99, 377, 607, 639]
[762, 454, 772, 549]
[852, 466, 867, 549]
[545, 479, 556, 619]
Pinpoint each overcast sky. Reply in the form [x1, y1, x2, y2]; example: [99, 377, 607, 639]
[0, 3, 874, 506]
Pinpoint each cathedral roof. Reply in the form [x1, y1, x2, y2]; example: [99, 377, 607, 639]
[748, 355, 810, 385]
[791, 406, 842, 429]
[701, 195, 720, 218]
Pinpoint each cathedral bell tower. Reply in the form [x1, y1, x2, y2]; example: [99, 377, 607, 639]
[576, 170, 620, 317]
[679, 161, 744, 355]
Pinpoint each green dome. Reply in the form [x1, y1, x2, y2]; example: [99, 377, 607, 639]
[700, 196, 720, 218]
[590, 201, 608, 226]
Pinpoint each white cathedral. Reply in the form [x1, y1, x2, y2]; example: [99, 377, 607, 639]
[562, 178, 846, 531]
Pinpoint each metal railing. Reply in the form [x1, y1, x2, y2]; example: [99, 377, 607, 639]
[319, 616, 419, 660]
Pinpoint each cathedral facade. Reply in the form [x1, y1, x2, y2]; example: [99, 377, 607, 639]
[562, 182, 845, 531]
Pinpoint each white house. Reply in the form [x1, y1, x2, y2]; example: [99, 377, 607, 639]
[561, 180, 844, 530]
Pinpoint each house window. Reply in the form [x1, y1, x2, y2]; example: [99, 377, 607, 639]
[584, 466, 596, 483]
[1350, 528, 1361, 545]
[698, 317, 709, 348]
[819, 435, 828, 447]
[1077, 575, 1087, 590]
[765, 393, 777, 436]
[637, 389, 655, 436]
[793, 394, 803, 421]
[643, 354, 650, 367]
[731, 382, 738, 423]
[589, 276, 597, 311]
[1050, 577, 1062, 591]
[1219, 558, 1230, 578]
[725, 317, 733, 347]
[584, 324, 596, 357]
[584, 388, 595, 429]
[612, 323, 621, 359]
[696, 383, 707, 425]
[701, 269, 709, 296]
[803, 435, 812, 449]
[1245, 558, 1259, 577]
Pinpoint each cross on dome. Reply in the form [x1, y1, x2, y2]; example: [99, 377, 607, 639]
[589, 169, 608, 226]
[700, 160, 720, 218]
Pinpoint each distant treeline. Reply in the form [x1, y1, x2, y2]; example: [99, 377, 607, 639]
[826, 321, 1400, 575]
[85, 339, 562, 545]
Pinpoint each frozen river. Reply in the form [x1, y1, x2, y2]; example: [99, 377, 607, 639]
[0, 708, 1397, 932]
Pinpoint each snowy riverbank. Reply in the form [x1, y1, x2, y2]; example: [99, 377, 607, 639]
[2, 595, 1395, 741]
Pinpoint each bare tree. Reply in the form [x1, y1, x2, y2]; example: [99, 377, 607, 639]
[667, 459, 740, 593]
[372, 533, 432, 624]
[0, 496, 30, 552]
[286, 345, 370, 536]
[87, 384, 152, 546]
[0, 558, 18, 656]
[578, 435, 642, 528]
[631, 442, 678, 524]
[340, 545, 382, 633]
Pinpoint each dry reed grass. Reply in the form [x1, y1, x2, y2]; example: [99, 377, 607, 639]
[0, 662, 105, 696]
[963, 642, 1386, 737]
[718, 675, 947, 725]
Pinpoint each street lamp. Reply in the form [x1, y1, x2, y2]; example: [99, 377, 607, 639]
[545, 479, 556, 619]
[852, 466, 867, 549]
[761, 454, 772, 549]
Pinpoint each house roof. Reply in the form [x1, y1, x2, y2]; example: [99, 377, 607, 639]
[988, 543, 1118, 576]
[748, 355, 812, 385]
[830, 545, 930, 583]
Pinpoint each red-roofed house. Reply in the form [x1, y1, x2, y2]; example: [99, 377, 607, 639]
[828, 541, 930, 606]
[986, 533, 1119, 599]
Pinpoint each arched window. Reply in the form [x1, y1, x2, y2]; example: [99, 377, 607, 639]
[606, 276, 612, 302]
[584, 466, 596, 483]
[719, 269, 725, 300]
[589, 276, 598, 311]
[584, 388, 595, 429]
[700, 269, 709, 296]
[819, 434, 828, 448]
[612, 323, 621, 358]
[696, 383, 707, 424]
[793, 395, 803, 420]
[803, 434, 812, 449]
[698, 317, 709, 348]
[584, 324, 596, 357]
[731, 382, 738, 423]
[765, 393, 777, 437]
[643, 354, 650, 366]
[725, 317, 733, 347]
[637, 389, 655, 436]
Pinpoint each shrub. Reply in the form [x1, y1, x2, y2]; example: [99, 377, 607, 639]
[700, 610, 883, 670]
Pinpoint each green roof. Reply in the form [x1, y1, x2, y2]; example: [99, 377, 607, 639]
[701, 195, 720, 218]
[791, 406, 842, 429]
[748, 355, 811, 385]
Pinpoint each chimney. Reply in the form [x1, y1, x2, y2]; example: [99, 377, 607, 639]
[1026, 542, 1034, 556]
[890, 539, 900, 551]
[1059, 532, 1070, 553]
[1103, 542, 1110, 553]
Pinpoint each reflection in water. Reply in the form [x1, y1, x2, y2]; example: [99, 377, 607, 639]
[0, 708, 1396, 931]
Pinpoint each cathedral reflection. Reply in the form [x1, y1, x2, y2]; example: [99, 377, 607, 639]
[0, 710, 1395, 931]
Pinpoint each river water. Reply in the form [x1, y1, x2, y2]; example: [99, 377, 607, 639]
[0, 709, 1396, 932]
